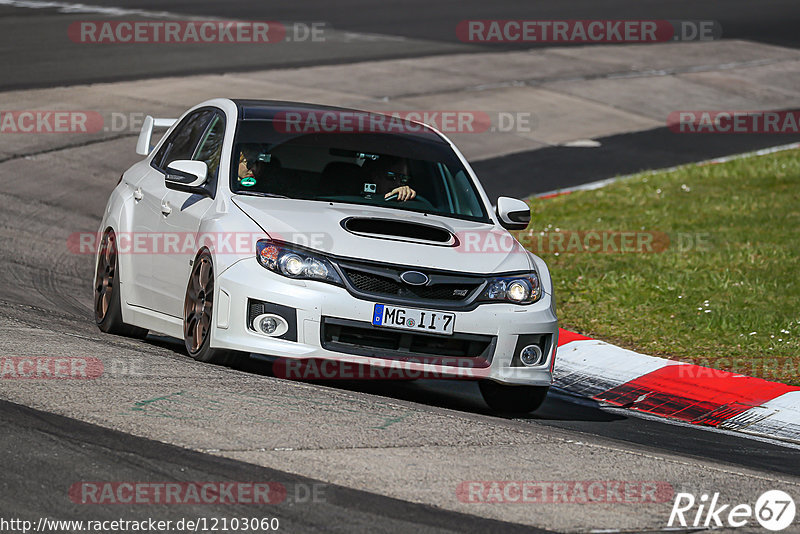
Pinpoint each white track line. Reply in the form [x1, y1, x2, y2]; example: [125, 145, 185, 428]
[0, 0, 182, 18]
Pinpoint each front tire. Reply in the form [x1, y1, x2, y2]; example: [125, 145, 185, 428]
[479, 381, 549, 414]
[183, 250, 236, 366]
[94, 230, 148, 339]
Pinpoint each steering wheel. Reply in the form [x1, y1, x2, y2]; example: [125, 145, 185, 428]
[384, 193, 433, 208]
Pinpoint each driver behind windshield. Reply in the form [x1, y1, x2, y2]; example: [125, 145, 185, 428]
[363, 155, 417, 202]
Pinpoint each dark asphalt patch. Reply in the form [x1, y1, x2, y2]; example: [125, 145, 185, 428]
[0, 398, 552, 534]
[471, 127, 800, 199]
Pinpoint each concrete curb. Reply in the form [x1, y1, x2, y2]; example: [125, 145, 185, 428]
[553, 329, 800, 444]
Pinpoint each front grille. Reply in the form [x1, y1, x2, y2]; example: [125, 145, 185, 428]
[342, 268, 480, 302]
[346, 270, 402, 295]
[321, 317, 495, 367]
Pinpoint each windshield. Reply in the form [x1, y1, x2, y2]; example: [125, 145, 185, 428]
[230, 121, 490, 222]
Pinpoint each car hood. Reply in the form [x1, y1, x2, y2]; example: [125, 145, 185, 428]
[232, 197, 532, 274]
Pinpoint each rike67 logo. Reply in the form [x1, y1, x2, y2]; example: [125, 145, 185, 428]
[669, 490, 796, 531]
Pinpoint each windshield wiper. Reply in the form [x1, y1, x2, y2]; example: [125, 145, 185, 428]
[234, 191, 289, 199]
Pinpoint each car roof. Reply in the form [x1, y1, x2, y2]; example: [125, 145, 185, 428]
[231, 99, 444, 141]
[233, 99, 367, 116]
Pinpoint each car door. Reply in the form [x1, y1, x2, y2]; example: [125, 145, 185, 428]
[128, 109, 215, 312]
[152, 111, 225, 318]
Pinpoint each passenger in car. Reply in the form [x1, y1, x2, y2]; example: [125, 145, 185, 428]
[237, 151, 254, 182]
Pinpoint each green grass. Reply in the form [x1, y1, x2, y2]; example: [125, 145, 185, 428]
[524, 149, 800, 385]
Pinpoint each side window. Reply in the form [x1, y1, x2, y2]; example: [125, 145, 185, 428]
[152, 110, 213, 169]
[192, 114, 225, 180]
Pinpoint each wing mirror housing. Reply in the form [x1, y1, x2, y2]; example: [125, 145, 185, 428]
[496, 196, 531, 231]
[165, 160, 210, 197]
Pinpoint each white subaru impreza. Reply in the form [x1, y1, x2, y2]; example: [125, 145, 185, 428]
[94, 98, 558, 413]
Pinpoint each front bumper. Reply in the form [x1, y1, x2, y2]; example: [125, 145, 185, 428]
[211, 258, 558, 385]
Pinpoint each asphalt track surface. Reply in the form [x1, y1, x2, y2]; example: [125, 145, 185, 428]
[37, 0, 800, 48]
[0, 138, 798, 531]
[2, 1, 800, 533]
[0, 400, 546, 533]
[1, 0, 799, 90]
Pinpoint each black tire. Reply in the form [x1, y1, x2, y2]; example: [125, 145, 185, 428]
[479, 381, 549, 414]
[183, 250, 237, 366]
[94, 230, 149, 339]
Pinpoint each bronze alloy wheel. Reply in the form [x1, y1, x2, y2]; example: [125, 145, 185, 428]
[94, 232, 117, 323]
[184, 253, 214, 355]
[93, 230, 148, 338]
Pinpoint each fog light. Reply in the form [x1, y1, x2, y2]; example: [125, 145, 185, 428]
[520, 344, 543, 367]
[254, 313, 289, 337]
[260, 316, 278, 334]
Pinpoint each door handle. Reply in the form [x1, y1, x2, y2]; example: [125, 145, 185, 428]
[161, 202, 172, 216]
[133, 187, 143, 201]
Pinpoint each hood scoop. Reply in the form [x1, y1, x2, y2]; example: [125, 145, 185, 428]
[342, 217, 457, 246]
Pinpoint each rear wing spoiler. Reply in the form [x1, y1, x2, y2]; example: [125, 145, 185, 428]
[136, 116, 177, 156]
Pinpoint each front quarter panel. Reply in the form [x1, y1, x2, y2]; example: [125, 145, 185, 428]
[200, 195, 267, 277]
[95, 164, 143, 301]
[529, 252, 555, 301]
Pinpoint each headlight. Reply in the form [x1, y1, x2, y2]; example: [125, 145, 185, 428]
[480, 273, 541, 304]
[256, 240, 343, 285]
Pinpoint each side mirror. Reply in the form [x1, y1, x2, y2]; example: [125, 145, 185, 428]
[165, 160, 210, 197]
[496, 196, 531, 231]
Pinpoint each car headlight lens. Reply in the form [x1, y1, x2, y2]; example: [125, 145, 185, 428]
[305, 258, 329, 278]
[279, 253, 305, 277]
[481, 273, 541, 304]
[507, 280, 531, 302]
[256, 240, 342, 284]
[486, 280, 507, 300]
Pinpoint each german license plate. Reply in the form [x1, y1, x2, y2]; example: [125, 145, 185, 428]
[372, 304, 455, 335]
